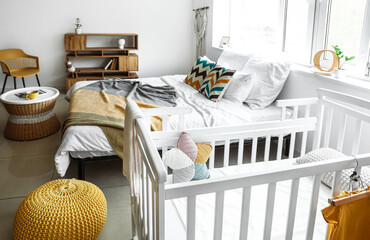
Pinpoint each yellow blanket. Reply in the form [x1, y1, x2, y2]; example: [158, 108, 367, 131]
[63, 89, 162, 160]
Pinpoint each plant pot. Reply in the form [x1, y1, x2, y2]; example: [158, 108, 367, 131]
[334, 68, 345, 79]
[75, 28, 82, 34]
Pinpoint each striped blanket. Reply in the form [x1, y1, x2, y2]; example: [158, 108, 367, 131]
[63, 79, 177, 160]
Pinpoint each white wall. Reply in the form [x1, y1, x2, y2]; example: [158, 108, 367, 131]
[0, 0, 193, 91]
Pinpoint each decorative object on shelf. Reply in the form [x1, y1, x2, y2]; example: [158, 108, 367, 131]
[13, 179, 107, 240]
[75, 18, 82, 34]
[219, 36, 230, 48]
[313, 50, 339, 73]
[67, 61, 75, 72]
[332, 45, 355, 79]
[118, 38, 126, 49]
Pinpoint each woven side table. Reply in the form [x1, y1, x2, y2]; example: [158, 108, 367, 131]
[13, 179, 107, 240]
[0, 87, 61, 140]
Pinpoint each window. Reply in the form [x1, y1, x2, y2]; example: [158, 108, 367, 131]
[317, 0, 370, 76]
[213, 0, 370, 78]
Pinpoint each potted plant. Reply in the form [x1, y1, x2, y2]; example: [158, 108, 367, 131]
[75, 18, 82, 34]
[332, 45, 355, 79]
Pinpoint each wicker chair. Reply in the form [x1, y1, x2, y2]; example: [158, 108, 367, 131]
[0, 49, 41, 93]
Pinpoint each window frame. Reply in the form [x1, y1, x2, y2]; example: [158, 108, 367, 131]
[312, 0, 370, 77]
[213, 0, 370, 78]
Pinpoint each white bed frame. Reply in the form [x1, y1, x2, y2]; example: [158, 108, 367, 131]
[127, 88, 370, 240]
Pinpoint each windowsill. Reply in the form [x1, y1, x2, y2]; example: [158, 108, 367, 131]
[209, 46, 370, 91]
[290, 64, 370, 91]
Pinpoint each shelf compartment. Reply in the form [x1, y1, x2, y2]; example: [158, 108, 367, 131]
[64, 33, 138, 51]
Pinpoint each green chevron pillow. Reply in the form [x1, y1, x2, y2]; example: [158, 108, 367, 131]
[200, 67, 236, 102]
[185, 56, 216, 91]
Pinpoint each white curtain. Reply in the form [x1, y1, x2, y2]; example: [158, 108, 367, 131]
[194, 9, 208, 59]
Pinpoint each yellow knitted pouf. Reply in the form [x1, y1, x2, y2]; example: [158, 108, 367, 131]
[13, 179, 107, 240]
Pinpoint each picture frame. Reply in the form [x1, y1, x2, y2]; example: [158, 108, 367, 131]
[219, 36, 230, 48]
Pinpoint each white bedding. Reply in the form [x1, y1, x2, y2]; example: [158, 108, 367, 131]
[55, 75, 291, 176]
[165, 160, 330, 240]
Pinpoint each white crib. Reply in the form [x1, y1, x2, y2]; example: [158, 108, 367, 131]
[127, 88, 370, 240]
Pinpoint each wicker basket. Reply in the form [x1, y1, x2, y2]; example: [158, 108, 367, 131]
[13, 179, 107, 240]
[3, 98, 61, 140]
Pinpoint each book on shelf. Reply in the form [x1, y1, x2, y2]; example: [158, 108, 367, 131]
[110, 58, 118, 70]
[104, 59, 113, 70]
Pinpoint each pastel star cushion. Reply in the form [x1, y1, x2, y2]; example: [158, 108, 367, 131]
[184, 56, 216, 91]
[195, 144, 213, 164]
[177, 132, 198, 162]
[193, 163, 210, 180]
[173, 165, 196, 183]
[163, 148, 194, 169]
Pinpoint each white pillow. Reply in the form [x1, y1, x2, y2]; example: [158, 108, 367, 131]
[296, 148, 370, 192]
[243, 55, 291, 109]
[217, 49, 254, 71]
[223, 72, 255, 104]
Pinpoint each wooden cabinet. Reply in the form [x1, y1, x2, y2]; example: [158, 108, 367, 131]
[64, 33, 139, 91]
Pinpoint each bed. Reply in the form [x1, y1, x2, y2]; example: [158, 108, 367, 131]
[55, 74, 292, 178]
[127, 88, 370, 239]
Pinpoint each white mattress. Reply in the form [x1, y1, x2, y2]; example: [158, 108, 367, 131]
[55, 75, 291, 177]
[165, 160, 330, 240]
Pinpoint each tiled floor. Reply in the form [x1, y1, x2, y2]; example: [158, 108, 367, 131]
[0, 93, 132, 240]
[0, 90, 288, 240]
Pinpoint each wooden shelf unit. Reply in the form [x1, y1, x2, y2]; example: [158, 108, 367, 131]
[64, 33, 139, 91]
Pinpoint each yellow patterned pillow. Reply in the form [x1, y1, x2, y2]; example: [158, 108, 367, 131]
[185, 56, 216, 91]
[200, 67, 236, 102]
[195, 144, 213, 164]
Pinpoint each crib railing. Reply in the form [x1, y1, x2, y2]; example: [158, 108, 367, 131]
[129, 88, 370, 240]
[313, 88, 370, 198]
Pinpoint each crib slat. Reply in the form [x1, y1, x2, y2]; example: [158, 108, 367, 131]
[146, 171, 152, 239]
[214, 191, 225, 240]
[187, 196, 196, 240]
[152, 188, 156, 240]
[277, 135, 283, 160]
[263, 182, 277, 239]
[157, 183, 165, 240]
[209, 141, 215, 169]
[313, 104, 325, 149]
[300, 131, 308, 157]
[288, 133, 296, 159]
[179, 114, 185, 130]
[292, 105, 299, 119]
[239, 187, 251, 240]
[331, 170, 342, 198]
[323, 107, 333, 148]
[162, 146, 168, 174]
[281, 106, 286, 120]
[224, 139, 230, 167]
[162, 115, 168, 132]
[288, 106, 298, 158]
[351, 119, 363, 155]
[336, 113, 347, 152]
[304, 104, 311, 118]
[264, 136, 271, 162]
[251, 137, 258, 163]
[306, 174, 322, 240]
[142, 165, 147, 236]
[285, 178, 300, 240]
[237, 139, 244, 165]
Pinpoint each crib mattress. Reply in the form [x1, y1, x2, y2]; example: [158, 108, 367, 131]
[165, 161, 330, 240]
[55, 75, 292, 177]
